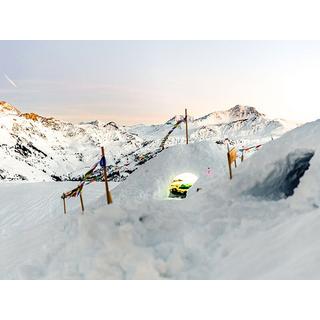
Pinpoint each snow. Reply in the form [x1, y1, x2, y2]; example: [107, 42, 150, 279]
[2, 100, 319, 279]
[114, 141, 228, 203]
[0, 101, 299, 182]
[1, 118, 320, 279]
[0, 181, 118, 279]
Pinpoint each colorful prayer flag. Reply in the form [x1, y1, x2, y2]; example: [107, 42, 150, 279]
[100, 156, 106, 167]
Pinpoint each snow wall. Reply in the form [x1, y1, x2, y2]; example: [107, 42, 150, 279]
[224, 120, 320, 209]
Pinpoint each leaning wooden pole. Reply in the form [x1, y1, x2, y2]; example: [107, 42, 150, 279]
[101, 146, 113, 204]
[79, 192, 84, 213]
[227, 143, 232, 180]
[62, 194, 67, 214]
[185, 108, 189, 145]
[227, 152, 232, 180]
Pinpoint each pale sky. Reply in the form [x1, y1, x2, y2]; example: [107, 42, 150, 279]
[1, 41, 320, 124]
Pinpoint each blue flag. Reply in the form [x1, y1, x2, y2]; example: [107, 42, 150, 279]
[100, 156, 106, 167]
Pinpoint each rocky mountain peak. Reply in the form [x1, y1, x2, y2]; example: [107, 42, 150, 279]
[227, 105, 264, 119]
[194, 105, 265, 125]
[19, 112, 56, 124]
[20, 112, 42, 121]
[0, 101, 21, 115]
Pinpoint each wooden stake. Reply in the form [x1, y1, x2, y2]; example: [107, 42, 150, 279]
[79, 192, 84, 213]
[62, 194, 67, 214]
[101, 146, 113, 204]
[185, 108, 189, 145]
[227, 152, 232, 180]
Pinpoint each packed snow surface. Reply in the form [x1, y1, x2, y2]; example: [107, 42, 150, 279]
[1, 120, 320, 279]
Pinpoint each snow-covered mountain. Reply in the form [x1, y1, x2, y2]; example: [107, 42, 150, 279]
[189, 104, 298, 140]
[0, 101, 300, 182]
[129, 105, 299, 148]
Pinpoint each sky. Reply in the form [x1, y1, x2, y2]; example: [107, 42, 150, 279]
[1, 41, 320, 125]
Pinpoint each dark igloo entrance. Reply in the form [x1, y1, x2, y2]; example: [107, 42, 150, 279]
[248, 150, 314, 201]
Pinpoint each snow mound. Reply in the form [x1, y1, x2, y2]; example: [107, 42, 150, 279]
[224, 119, 320, 208]
[113, 141, 228, 202]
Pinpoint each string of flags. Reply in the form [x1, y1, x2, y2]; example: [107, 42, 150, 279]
[62, 158, 105, 200]
[82, 156, 106, 184]
[61, 147, 112, 214]
[160, 117, 186, 150]
[61, 182, 85, 199]
[227, 143, 263, 179]
[239, 144, 262, 153]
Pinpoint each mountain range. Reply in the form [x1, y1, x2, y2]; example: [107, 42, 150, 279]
[0, 101, 300, 181]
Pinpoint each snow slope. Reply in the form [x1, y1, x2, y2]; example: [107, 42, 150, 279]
[1, 119, 320, 279]
[0, 181, 118, 279]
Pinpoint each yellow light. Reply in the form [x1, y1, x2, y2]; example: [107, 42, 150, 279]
[172, 172, 198, 185]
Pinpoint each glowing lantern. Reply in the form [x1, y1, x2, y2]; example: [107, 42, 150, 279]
[169, 172, 198, 198]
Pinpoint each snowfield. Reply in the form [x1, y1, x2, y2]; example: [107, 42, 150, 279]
[1, 119, 320, 279]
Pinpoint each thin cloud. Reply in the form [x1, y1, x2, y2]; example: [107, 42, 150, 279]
[4, 73, 17, 88]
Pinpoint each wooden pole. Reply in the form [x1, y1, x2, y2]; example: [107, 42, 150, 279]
[185, 108, 189, 145]
[101, 146, 113, 204]
[226, 143, 233, 179]
[79, 192, 84, 213]
[227, 152, 232, 180]
[241, 151, 244, 162]
[62, 194, 67, 214]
